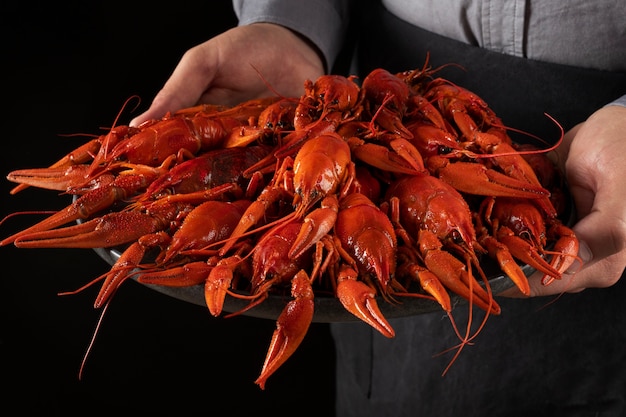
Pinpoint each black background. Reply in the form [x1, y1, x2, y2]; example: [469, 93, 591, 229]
[1, 2, 336, 415]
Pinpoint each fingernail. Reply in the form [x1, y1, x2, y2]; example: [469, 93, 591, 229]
[566, 240, 592, 273]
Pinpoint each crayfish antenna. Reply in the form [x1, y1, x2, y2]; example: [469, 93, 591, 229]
[57, 271, 110, 298]
[436, 258, 497, 376]
[78, 300, 112, 380]
[437, 301, 493, 376]
[0, 211, 58, 246]
[85, 95, 141, 178]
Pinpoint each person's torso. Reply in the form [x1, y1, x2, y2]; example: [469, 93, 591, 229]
[383, 0, 626, 71]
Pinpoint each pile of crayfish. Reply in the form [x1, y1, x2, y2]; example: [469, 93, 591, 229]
[1, 63, 579, 388]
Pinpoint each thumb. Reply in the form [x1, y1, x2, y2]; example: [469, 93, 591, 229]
[129, 88, 196, 127]
[129, 50, 217, 126]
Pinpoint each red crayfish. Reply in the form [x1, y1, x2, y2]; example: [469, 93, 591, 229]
[1, 62, 581, 388]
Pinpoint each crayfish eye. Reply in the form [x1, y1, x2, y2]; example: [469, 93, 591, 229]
[450, 230, 464, 244]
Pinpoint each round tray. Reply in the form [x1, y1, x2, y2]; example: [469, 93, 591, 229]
[89, 192, 575, 323]
[93, 245, 523, 323]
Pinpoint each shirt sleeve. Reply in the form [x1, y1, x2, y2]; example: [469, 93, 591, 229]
[232, 0, 353, 71]
[607, 94, 626, 108]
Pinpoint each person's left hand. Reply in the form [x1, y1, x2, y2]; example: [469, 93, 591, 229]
[502, 104, 626, 297]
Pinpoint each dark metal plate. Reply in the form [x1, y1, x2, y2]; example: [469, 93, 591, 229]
[89, 191, 575, 323]
[94, 246, 522, 323]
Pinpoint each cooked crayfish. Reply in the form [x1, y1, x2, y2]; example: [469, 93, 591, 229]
[2, 62, 579, 388]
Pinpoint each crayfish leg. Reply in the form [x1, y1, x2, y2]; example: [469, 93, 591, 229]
[137, 261, 213, 287]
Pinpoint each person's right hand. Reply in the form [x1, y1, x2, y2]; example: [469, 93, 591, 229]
[129, 23, 325, 126]
[500, 104, 626, 298]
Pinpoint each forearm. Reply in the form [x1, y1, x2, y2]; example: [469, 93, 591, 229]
[232, 0, 353, 72]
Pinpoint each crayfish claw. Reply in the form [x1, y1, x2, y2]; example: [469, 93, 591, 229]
[413, 266, 453, 312]
[336, 264, 395, 338]
[255, 270, 314, 389]
[479, 235, 531, 296]
[288, 195, 338, 259]
[436, 161, 550, 199]
[420, 230, 500, 315]
[542, 222, 580, 285]
[204, 256, 241, 316]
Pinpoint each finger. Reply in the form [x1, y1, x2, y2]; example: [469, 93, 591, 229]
[574, 201, 626, 266]
[511, 229, 623, 298]
[128, 95, 174, 127]
[129, 87, 198, 127]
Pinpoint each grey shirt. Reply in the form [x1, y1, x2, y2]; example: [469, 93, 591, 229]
[233, 0, 626, 105]
[233, 0, 626, 72]
[381, 0, 626, 72]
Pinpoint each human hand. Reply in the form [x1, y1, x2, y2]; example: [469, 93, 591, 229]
[129, 23, 325, 126]
[503, 104, 626, 297]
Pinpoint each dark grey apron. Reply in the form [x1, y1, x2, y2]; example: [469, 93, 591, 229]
[331, 4, 626, 417]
